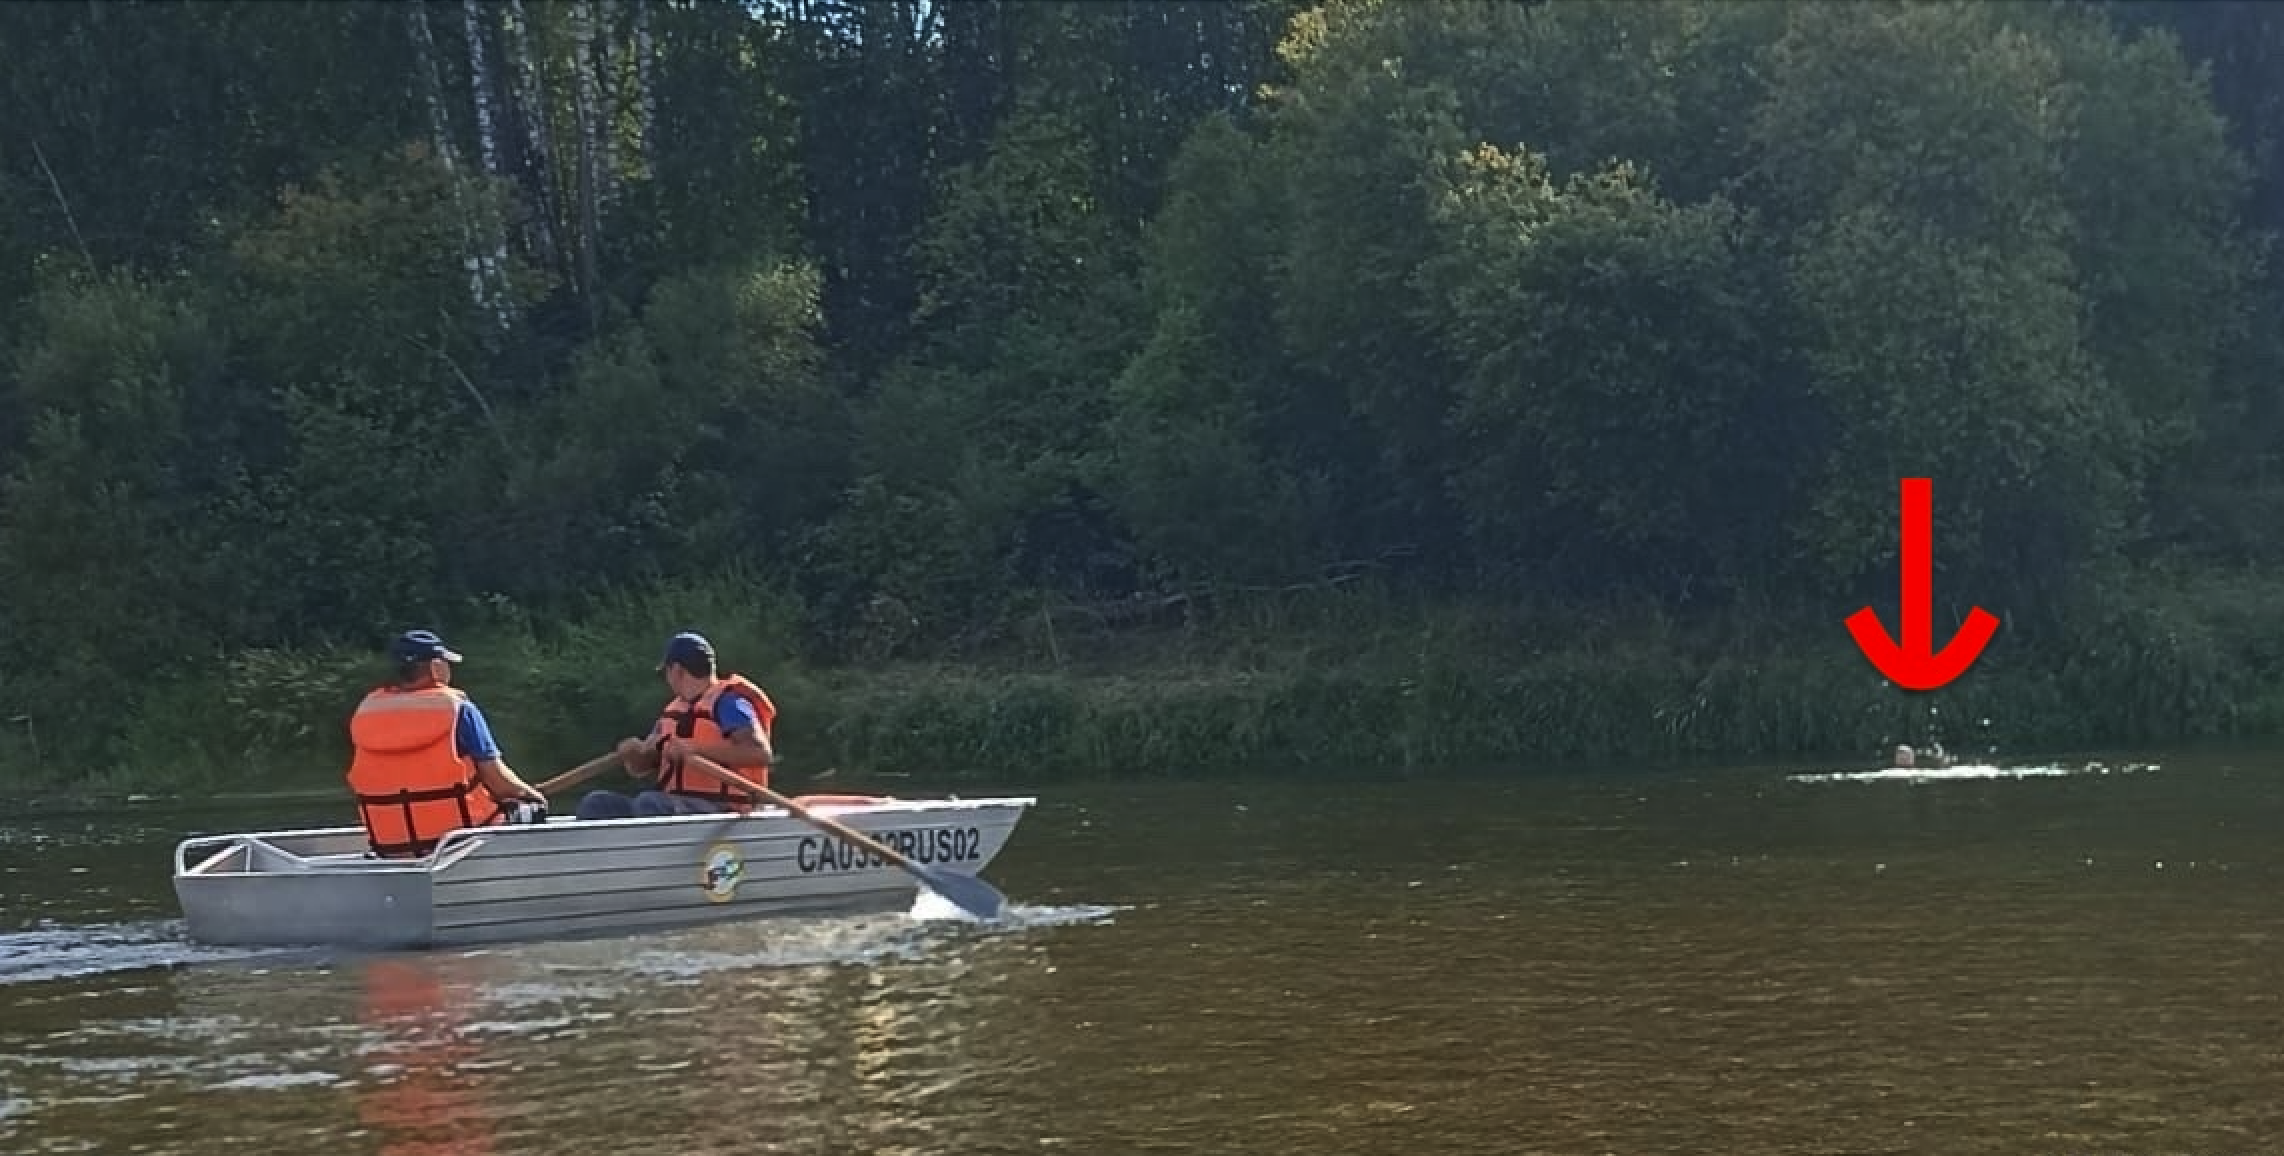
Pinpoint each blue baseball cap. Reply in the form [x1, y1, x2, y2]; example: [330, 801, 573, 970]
[390, 629, 463, 665]
[659, 631, 714, 671]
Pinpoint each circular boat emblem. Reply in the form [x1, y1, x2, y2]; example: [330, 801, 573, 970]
[700, 842, 744, 903]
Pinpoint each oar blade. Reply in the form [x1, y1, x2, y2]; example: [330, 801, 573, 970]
[916, 867, 1008, 922]
[677, 753, 1012, 921]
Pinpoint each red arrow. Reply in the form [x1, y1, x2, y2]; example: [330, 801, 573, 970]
[1845, 478, 2000, 691]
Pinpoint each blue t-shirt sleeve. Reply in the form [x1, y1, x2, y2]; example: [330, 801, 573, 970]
[455, 701, 503, 762]
[713, 693, 759, 737]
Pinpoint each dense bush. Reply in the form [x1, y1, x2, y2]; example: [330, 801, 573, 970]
[2, 0, 2283, 784]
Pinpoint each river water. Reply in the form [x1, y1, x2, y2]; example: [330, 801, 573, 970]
[2, 750, 2280, 1154]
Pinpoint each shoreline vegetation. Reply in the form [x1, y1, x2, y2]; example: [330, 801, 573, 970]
[10, 563, 2284, 807]
[5, 2, 2284, 806]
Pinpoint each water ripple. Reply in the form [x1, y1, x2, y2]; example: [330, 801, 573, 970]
[0, 922, 292, 986]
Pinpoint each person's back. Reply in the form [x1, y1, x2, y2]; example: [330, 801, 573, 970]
[346, 630, 547, 858]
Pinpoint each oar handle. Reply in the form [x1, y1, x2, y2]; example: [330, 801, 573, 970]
[535, 751, 624, 796]
[682, 754, 922, 873]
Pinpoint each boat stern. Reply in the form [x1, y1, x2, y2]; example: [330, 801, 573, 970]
[172, 830, 439, 949]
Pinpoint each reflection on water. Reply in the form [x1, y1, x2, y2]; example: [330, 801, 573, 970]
[2, 757, 2282, 1154]
[359, 955, 495, 1156]
[0, 895, 1116, 1156]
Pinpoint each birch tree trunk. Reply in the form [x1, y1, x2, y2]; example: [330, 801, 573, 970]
[633, 0, 655, 181]
[406, 0, 492, 321]
[462, 0, 504, 181]
[571, 0, 604, 329]
[461, 0, 516, 315]
[502, 0, 561, 270]
[594, 0, 624, 215]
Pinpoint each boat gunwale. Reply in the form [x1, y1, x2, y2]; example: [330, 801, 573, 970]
[170, 795, 1039, 877]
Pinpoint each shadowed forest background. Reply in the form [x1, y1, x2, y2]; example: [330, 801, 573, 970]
[2, 0, 2283, 790]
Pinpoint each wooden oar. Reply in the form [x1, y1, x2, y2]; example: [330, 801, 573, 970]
[682, 753, 1009, 921]
[534, 751, 625, 797]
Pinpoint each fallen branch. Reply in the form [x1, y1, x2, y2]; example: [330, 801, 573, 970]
[25, 129, 94, 273]
[406, 335, 515, 460]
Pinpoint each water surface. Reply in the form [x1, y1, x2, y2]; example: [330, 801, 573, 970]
[3, 751, 2280, 1154]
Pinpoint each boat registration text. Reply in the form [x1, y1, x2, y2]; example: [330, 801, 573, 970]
[797, 826, 984, 873]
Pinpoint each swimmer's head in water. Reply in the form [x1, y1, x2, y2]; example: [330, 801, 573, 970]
[1893, 744, 1916, 767]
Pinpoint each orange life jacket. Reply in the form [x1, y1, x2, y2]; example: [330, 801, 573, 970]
[346, 684, 504, 859]
[653, 673, 777, 810]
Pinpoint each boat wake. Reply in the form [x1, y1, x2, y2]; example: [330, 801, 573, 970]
[1788, 761, 2160, 785]
[977, 900, 1125, 929]
[0, 920, 292, 986]
[598, 898, 1124, 981]
[0, 898, 1123, 991]
[905, 887, 1123, 928]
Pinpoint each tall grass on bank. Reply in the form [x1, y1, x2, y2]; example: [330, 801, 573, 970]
[805, 562, 2284, 780]
[71, 572, 826, 796]
[8, 563, 2284, 799]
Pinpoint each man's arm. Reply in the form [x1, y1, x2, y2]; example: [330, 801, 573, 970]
[665, 693, 773, 770]
[475, 757, 546, 804]
[459, 702, 545, 804]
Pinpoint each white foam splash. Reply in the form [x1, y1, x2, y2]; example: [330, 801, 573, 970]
[457, 1014, 579, 1038]
[999, 903, 1124, 929]
[905, 888, 1125, 928]
[905, 888, 982, 923]
[1789, 761, 2160, 784]
[205, 1070, 340, 1092]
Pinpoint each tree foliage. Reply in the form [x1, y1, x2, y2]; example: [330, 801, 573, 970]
[0, 0, 2277, 763]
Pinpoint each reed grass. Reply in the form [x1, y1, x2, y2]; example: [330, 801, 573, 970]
[8, 561, 2284, 799]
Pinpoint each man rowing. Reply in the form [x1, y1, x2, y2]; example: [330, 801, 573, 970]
[574, 631, 778, 820]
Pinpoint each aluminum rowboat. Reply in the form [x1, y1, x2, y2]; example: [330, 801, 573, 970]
[171, 795, 1034, 949]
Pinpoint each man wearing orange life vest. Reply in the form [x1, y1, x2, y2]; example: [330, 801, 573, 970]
[345, 630, 549, 858]
[574, 631, 776, 820]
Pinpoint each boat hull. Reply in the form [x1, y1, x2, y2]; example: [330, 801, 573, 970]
[171, 797, 1033, 950]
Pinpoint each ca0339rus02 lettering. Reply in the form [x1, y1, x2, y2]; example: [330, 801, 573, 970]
[796, 826, 983, 873]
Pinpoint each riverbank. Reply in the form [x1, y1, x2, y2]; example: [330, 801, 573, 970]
[6, 563, 2284, 804]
